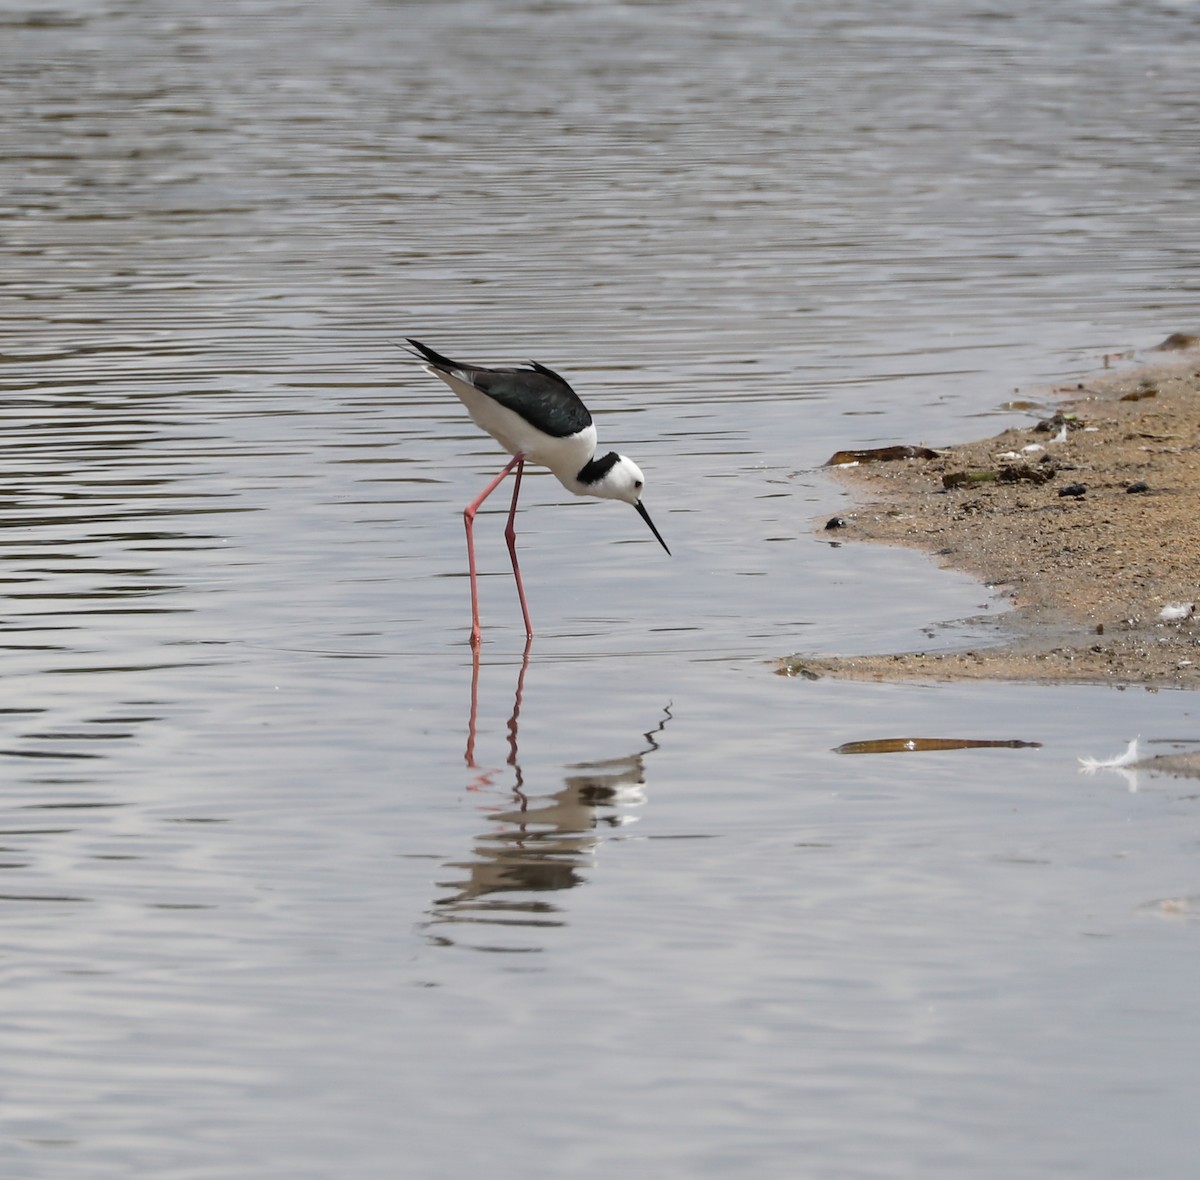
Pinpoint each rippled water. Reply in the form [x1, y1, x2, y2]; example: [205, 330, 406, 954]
[4, 1, 1200, 1176]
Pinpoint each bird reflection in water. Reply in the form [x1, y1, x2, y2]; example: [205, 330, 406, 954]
[427, 646, 671, 942]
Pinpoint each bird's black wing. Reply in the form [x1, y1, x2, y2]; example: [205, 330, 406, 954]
[472, 368, 593, 439]
[406, 339, 593, 438]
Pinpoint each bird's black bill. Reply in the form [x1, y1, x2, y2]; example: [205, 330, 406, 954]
[635, 501, 671, 555]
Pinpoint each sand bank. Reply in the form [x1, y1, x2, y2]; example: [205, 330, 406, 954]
[785, 337, 1200, 689]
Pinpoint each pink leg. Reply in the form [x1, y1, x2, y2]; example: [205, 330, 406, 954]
[503, 459, 534, 640]
[463, 454, 525, 647]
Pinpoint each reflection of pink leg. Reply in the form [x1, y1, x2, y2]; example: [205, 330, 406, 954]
[503, 459, 533, 640]
[463, 644, 500, 790]
[463, 455, 524, 647]
[465, 643, 481, 772]
[464, 637, 533, 793]
[506, 638, 532, 789]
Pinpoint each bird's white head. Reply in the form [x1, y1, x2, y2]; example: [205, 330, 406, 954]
[589, 453, 647, 505]
[584, 453, 670, 555]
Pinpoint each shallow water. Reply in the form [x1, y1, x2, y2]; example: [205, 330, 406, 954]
[3, 1, 1200, 1176]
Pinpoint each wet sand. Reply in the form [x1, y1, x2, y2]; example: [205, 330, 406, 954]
[785, 336, 1200, 690]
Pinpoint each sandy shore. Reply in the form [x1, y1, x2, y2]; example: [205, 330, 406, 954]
[784, 335, 1200, 689]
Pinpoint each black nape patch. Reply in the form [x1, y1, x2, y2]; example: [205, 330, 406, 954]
[577, 451, 621, 486]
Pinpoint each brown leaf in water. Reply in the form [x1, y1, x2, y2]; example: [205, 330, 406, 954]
[825, 445, 941, 467]
[834, 737, 1042, 755]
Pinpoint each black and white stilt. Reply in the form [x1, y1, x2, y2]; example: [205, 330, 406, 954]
[404, 338, 670, 646]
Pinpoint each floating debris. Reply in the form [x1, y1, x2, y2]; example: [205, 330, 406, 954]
[834, 737, 1042, 755]
[1079, 736, 1140, 774]
[824, 444, 941, 467]
[1140, 895, 1200, 920]
[1159, 602, 1195, 621]
[999, 398, 1060, 414]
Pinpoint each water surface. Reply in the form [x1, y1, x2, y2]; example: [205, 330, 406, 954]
[3, 1, 1200, 1176]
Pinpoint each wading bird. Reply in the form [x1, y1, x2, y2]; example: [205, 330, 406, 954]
[405, 338, 669, 646]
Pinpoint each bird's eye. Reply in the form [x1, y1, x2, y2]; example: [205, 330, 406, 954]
[634, 479, 643, 489]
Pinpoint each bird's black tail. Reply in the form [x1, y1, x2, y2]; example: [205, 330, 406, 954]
[404, 338, 459, 371]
